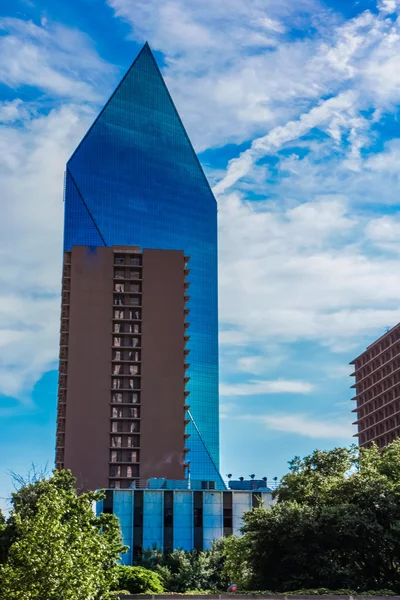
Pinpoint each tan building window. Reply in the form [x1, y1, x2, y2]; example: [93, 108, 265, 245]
[111, 436, 122, 448]
[112, 393, 122, 403]
[112, 379, 121, 389]
[115, 283, 124, 292]
[113, 364, 121, 375]
[113, 337, 121, 347]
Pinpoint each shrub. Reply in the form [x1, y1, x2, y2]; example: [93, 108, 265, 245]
[115, 565, 164, 594]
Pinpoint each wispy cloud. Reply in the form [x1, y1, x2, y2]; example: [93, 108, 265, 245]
[0, 18, 114, 100]
[243, 413, 353, 439]
[220, 380, 313, 396]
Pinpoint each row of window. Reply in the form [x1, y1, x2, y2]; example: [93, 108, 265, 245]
[112, 392, 140, 404]
[111, 450, 139, 463]
[115, 283, 141, 293]
[114, 323, 140, 333]
[113, 337, 140, 348]
[113, 350, 140, 362]
[111, 421, 140, 433]
[114, 295, 141, 307]
[110, 465, 139, 478]
[356, 356, 400, 392]
[115, 269, 141, 280]
[355, 328, 400, 369]
[111, 435, 140, 448]
[356, 371, 400, 401]
[115, 255, 142, 267]
[112, 406, 140, 419]
[112, 378, 140, 390]
[114, 309, 141, 320]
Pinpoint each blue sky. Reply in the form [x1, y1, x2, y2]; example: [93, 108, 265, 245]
[1, 0, 400, 506]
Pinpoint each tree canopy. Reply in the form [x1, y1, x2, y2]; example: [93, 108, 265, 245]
[224, 441, 400, 592]
[0, 469, 125, 600]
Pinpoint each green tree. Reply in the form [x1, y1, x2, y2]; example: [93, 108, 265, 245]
[114, 565, 164, 594]
[225, 441, 400, 592]
[138, 541, 227, 592]
[0, 470, 125, 600]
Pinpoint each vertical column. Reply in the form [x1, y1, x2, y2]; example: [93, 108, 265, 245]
[143, 491, 163, 550]
[163, 491, 174, 552]
[193, 491, 203, 551]
[114, 490, 134, 565]
[173, 491, 193, 551]
[110, 249, 142, 489]
[223, 492, 233, 537]
[133, 490, 144, 560]
[232, 492, 252, 536]
[140, 249, 186, 480]
[203, 492, 223, 550]
[63, 246, 113, 491]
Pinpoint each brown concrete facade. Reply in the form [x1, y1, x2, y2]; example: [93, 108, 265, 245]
[351, 322, 400, 447]
[140, 249, 187, 480]
[56, 245, 189, 490]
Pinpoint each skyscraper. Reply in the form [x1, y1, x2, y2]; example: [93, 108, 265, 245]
[57, 43, 223, 488]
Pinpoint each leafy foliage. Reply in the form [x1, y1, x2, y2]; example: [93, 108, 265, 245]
[0, 469, 125, 600]
[137, 540, 228, 592]
[222, 441, 400, 592]
[113, 565, 164, 594]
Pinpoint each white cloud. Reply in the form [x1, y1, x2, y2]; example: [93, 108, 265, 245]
[0, 103, 95, 398]
[253, 413, 354, 439]
[218, 193, 400, 351]
[0, 18, 114, 100]
[378, 0, 400, 14]
[220, 379, 314, 396]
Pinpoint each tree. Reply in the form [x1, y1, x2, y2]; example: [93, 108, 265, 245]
[114, 566, 164, 594]
[138, 541, 228, 592]
[224, 441, 400, 592]
[0, 470, 125, 600]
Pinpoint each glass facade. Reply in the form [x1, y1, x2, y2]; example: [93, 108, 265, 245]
[64, 43, 223, 486]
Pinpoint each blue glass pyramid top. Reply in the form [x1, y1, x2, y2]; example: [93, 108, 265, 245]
[64, 43, 222, 486]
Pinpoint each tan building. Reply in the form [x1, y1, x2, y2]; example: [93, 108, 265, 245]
[351, 323, 400, 447]
[56, 245, 190, 491]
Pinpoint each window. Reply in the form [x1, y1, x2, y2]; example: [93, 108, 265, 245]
[126, 466, 133, 478]
[110, 451, 118, 462]
[130, 451, 138, 462]
[130, 270, 140, 278]
[111, 465, 121, 477]
[114, 296, 123, 306]
[132, 338, 139, 347]
[112, 393, 122, 403]
[112, 407, 123, 418]
[130, 422, 139, 433]
[130, 310, 140, 320]
[114, 310, 124, 319]
[130, 284, 140, 292]
[112, 379, 121, 390]
[113, 337, 121, 347]
[111, 436, 122, 448]
[115, 283, 124, 292]
[130, 257, 141, 266]
[131, 393, 139, 404]
[113, 351, 121, 361]
[111, 422, 122, 433]
[113, 364, 121, 375]
[115, 270, 124, 279]
[129, 296, 140, 306]
[129, 365, 139, 375]
[133, 324, 140, 334]
[115, 256, 124, 265]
